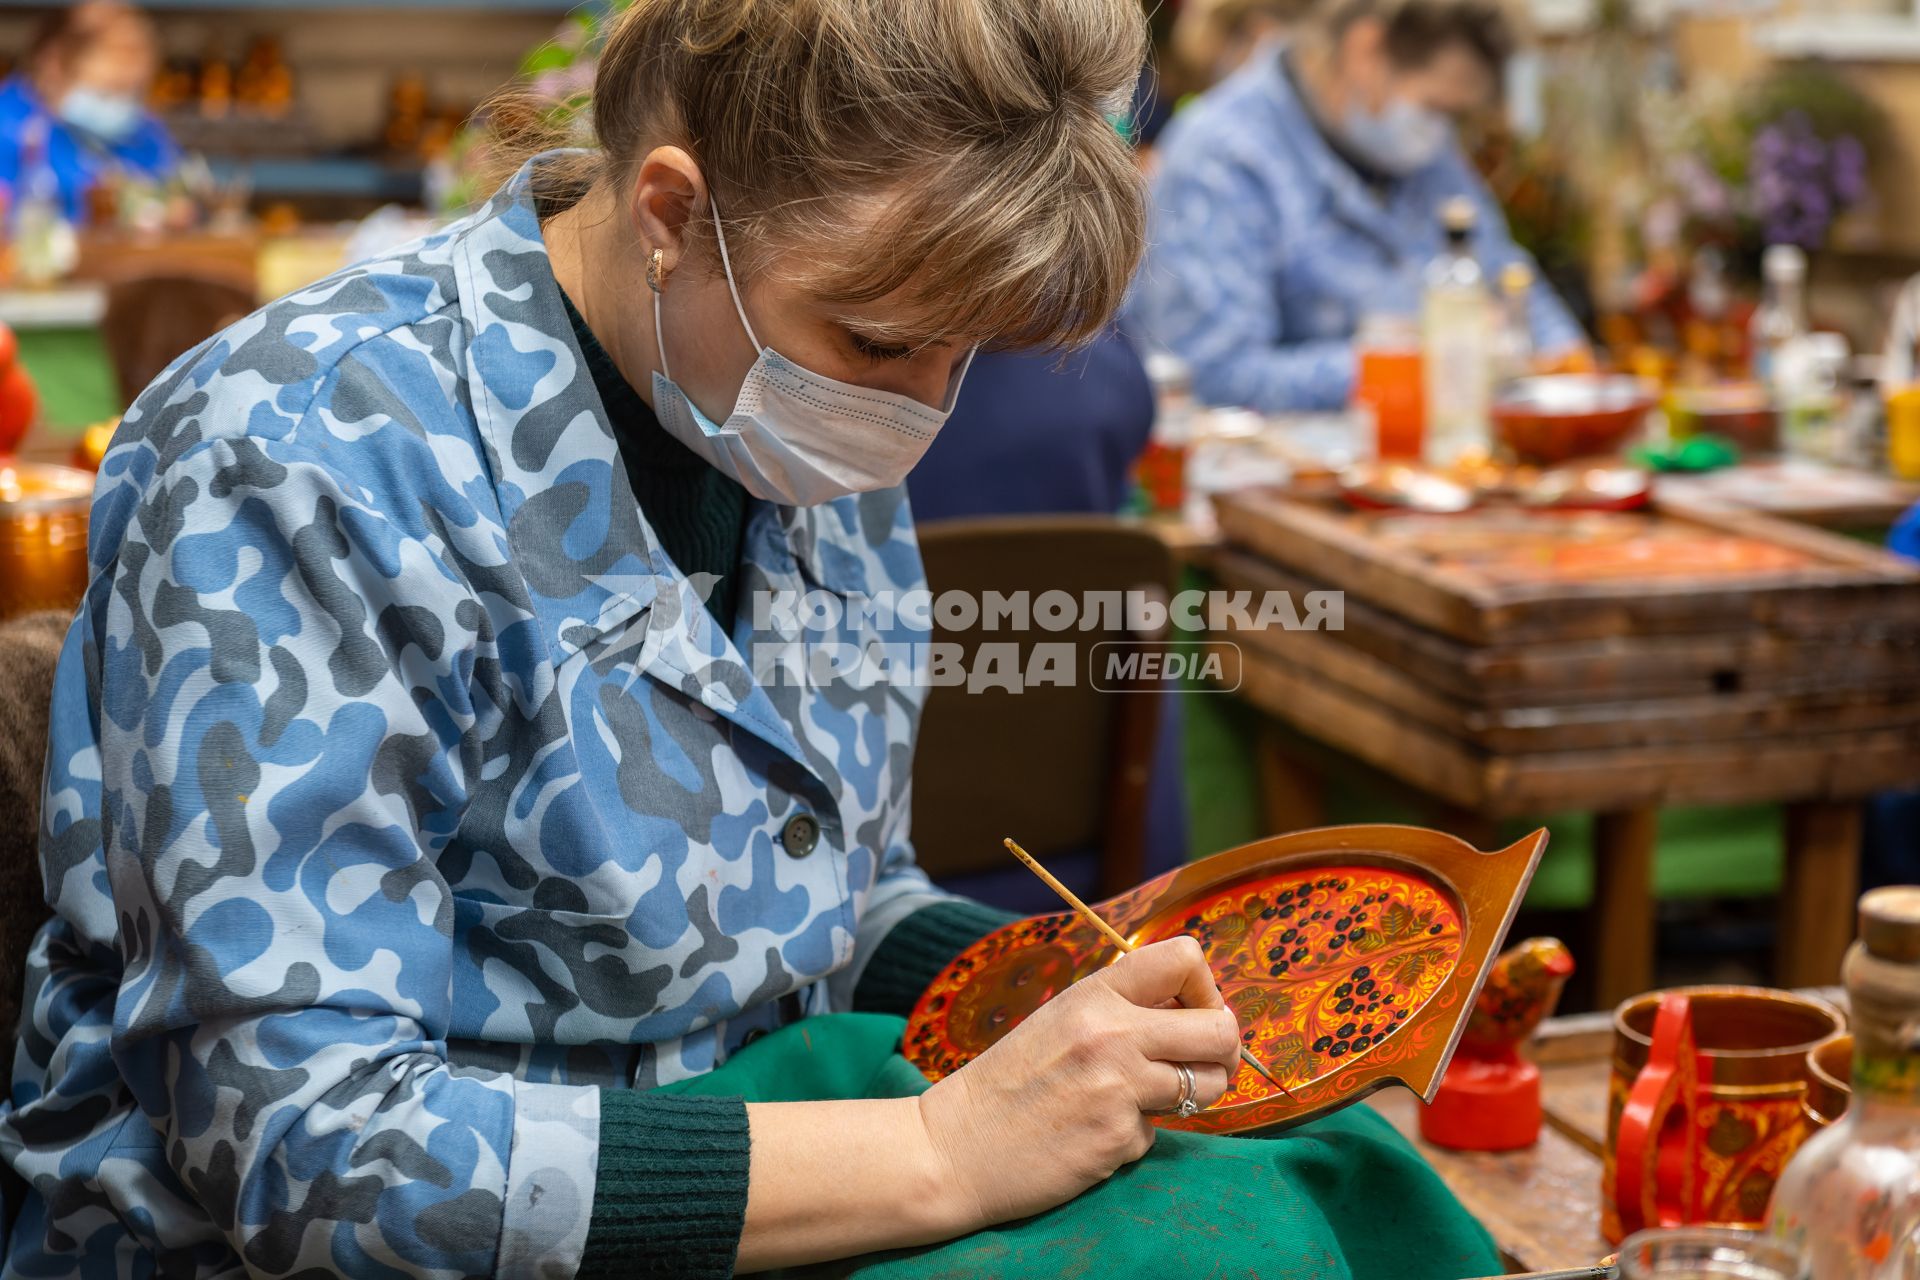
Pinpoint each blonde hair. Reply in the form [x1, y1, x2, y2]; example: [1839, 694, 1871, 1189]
[493, 0, 1149, 351]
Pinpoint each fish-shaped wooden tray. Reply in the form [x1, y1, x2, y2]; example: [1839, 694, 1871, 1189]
[904, 824, 1548, 1135]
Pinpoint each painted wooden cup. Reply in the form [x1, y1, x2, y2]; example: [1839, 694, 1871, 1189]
[0, 462, 93, 622]
[1803, 1033, 1853, 1131]
[1601, 986, 1844, 1243]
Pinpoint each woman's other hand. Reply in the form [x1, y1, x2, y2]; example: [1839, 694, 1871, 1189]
[913, 936, 1241, 1231]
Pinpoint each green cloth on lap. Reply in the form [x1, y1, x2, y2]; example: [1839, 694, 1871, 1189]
[651, 1012, 1501, 1280]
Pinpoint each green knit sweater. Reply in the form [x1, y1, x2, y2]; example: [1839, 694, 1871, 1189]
[559, 289, 748, 624]
[558, 291, 1020, 1277]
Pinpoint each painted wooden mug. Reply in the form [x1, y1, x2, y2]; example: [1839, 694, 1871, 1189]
[1803, 1033, 1853, 1131]
[1601, 986, 1845, 1243]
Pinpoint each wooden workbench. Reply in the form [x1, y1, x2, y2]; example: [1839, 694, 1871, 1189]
[1366, 1012, 1621, 1275]
[1210, 488, 1920, 1008]
[1657, 461, 1920, 534]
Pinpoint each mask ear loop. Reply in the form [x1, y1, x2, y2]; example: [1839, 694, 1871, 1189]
[707, 195, 764, 353]
[650, 190, 757, 382]
[652, 290, 674, 382]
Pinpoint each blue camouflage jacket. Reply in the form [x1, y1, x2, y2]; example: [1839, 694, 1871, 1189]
[0, 156, 950, 1279]
[1124, 47, 1585, 413]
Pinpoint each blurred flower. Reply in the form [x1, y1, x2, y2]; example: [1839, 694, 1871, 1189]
[1640, 67, 1881, 274]
[1643, 194, 1685, 250]
[1747, 111, 1860, 250]
[529, 64, 595, 103]
[1669, 154, 1734, 221]
[1832, 135, 1868, 206]
[439, 0, 633, 214]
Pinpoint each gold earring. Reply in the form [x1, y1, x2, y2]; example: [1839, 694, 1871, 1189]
[646, 248, 667, 294]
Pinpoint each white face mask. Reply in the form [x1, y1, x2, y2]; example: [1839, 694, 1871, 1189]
[58, 87, 142, 143]
[649, 199, 976, 507]
[1337, 95, 1451, 177]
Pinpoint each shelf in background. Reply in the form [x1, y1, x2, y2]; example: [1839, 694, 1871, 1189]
[1530, 0, 1912, 39]
[205, 156, 425, 203]
[1755, 14, 1920, 62]
[1528, 0, 1771, 37]
[0, 286, 107, 332]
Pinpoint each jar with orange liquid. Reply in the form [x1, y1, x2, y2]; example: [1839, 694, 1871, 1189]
[0, 463, 94, 621]
[1134, 351, 1197, 513]
[1352, 314, 1424, 461]
[1887, 384, 1920, 481]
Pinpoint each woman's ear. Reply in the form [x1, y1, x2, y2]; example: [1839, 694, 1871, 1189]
[628, 146, 707, 284]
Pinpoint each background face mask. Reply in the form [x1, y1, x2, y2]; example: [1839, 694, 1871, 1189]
[59, 88, 142, 143]
[1337, 96, 1451, 176]
[648, 198, 975, 507]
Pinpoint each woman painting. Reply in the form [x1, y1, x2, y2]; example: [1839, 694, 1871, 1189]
[1, 2, 1498, 1277]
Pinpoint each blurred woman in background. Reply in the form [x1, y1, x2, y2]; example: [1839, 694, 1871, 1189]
[0, 0, 178, 225]
[1127, 0, 1583, 412]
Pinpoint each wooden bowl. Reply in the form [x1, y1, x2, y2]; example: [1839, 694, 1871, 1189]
[1493, 375, 1658, 465]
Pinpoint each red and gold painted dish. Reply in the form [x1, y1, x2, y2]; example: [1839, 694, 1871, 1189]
[904, 824, 1549, 1136]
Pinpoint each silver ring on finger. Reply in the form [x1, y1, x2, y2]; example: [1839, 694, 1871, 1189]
[1175, 1062, 1199, 1118]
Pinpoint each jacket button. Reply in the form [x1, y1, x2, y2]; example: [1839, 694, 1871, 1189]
[781, 812, 820, 858]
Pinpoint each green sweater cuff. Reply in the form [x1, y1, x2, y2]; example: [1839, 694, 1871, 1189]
[852, 897, 1023, 1017]
[580, 900, 1018, 1274]
[580, 1090, 751, 1279]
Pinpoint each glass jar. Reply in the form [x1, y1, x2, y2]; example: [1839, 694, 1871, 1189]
[1136, 350, 1196, 514]
[0, 462, 94, 621]
[1352, 313, 1424, 462]
[1618, 1227, 1804, 1279]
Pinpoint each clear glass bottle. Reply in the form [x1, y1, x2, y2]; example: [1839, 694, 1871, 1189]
[1685, 246, 1733, 382]
[1769, 885, 1920, 1279]
[1421, 197, 1493, 468]
[1777, 332, 1851, 464]
[1493, 260, 1536, 388]
[1750, 243, 1809, 392]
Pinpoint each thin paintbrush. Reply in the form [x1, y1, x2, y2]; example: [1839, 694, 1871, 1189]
[1001, 837, 1300, 1104]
